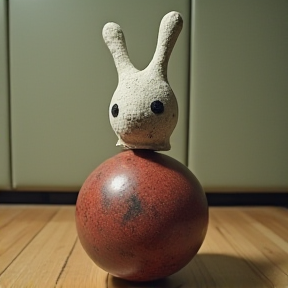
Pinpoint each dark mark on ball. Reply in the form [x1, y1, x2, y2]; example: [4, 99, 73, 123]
[123, 194, 142, 223]
[101, 186, 111, 209]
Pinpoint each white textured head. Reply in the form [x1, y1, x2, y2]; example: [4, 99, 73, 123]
[103, 11, 183, 151]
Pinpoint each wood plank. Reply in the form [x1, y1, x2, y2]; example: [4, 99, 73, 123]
[244, 207, 288, 242]
[197, 219, 271, 287]
[0, 205, 59, 274]
[0, 206, 77, 288]
[0, 206, 287, 287]
[0, 205, 24, 229]
[55, 239, 108, 287]
[210, 208, 288, 288]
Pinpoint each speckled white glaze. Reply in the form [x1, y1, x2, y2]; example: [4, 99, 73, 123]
[103, 11, 183, 151]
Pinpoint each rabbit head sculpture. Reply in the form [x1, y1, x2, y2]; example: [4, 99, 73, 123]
[103, 11, 183, 151]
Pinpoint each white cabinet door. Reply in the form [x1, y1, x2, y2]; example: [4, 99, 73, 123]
[10, 0, 190, 191]
[0, 0, 11, 190]
[189, 0, 288, 192]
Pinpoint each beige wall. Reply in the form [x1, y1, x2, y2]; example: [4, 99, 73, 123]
[8, 0, 190, 191]
[1, 1, 287, 192]
[189, 0, 288, 191]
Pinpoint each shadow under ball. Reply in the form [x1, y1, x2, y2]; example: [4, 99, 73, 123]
[75, 150, 208, 282]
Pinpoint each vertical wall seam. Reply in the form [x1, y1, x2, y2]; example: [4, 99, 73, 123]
[184, 0, 192, 167]
[5, 0, 13, 189]
[185, 0, 193, 168]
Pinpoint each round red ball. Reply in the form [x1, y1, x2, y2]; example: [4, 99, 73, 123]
[75, 150, 208, 282]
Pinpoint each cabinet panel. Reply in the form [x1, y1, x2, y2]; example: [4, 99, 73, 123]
[189, 0, 288, 192]
[10, 0, 190, 191]
[0, 0, 11, 190]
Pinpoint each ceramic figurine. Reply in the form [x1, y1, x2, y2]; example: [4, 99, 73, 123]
[102, 11, 181, 151]
[75, 11, 208, 282]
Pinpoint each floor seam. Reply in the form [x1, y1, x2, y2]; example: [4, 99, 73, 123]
[54, 237, 78, 287]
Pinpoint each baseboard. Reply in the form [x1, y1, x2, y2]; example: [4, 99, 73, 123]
[0, 191, 78, 205]
[206, 192, 288, 207]
[0, 191, 287, 207]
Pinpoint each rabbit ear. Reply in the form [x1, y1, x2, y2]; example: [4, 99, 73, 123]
[147, 11, 183, 79]
[102, 22, 137, 76]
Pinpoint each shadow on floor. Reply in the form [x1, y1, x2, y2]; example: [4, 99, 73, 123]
[108, 253, 285, 288]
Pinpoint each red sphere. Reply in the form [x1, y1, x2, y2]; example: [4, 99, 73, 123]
[75, 150, 208, 282]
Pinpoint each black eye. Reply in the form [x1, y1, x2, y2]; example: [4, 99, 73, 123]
[151, 100, 164, 114]
[111, 104, 119, 117]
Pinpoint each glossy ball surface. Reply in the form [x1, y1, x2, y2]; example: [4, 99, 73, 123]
[75, 150, 208, 282]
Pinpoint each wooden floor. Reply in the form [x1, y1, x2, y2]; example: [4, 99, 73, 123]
[0, 205, 287, 288]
